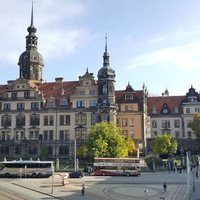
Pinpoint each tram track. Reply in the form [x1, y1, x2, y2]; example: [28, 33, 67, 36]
[0, 188, 30, 200]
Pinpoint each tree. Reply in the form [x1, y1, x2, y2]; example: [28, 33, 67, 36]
[84, 122, 136, 158]
[151, 133, 178, 156]
[190, 112, 200, 138]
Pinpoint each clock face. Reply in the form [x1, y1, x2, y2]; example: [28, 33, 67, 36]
[163, 108, 168, 114]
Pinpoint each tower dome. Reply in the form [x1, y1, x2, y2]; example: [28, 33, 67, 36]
[97, 36, 115, 80]
[18, 3, 44, 81]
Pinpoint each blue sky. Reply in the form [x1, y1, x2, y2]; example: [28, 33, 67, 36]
[1, 0, 200, 96]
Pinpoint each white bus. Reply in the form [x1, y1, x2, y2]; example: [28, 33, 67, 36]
[93, 157, 146, 176]
[0, 159, 54, 178]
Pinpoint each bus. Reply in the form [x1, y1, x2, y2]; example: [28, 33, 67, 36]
[0, 159, 54, 178]
[93, 157, 146, 176]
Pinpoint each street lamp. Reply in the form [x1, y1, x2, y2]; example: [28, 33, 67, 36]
[192, 167, 195, 192]
[74, 124, 87, 171]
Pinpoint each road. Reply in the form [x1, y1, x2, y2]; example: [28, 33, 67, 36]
[0, 171, 193, 200]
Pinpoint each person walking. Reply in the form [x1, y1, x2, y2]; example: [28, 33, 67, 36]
[196, 168, 198, 178]
[163, 182, 167, 193]
[81, 184, 85, 196]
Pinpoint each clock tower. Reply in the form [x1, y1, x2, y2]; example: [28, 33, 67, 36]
[18, 3, 44, 81]
[97, 36, 118, 123]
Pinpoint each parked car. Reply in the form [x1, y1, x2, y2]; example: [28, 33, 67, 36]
[69, 171, 83, 178]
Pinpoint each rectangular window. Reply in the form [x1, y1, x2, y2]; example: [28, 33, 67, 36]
[44, 131, 48, 140]
[17, 103, 25, 110]
[44, 115, 54, 126]
[24, 92, 30, 99]
[59, 130, 70, 140]
[186, 120, 192, 128]
[16, 115, 25, 127]
[129, 118, 134, 127]
[12, 92, 17, 99]
[60, 115, 70, 125]
[122, 118, 128, 127]
[30, 114, 40, 126]
[174, 120, 180, 128]
[161, 120, 170, 128]
[130, 130, 135, 139]
[152, 120, 157, 128]
[49, 130, 53, 140]
[76, 100, 85, 108]
[1, 115, 11, 127]
[175, 131, 180, 138]
[89, 90, 96, 95]
[91, 113, 98, 125]
[195, 107, 200, 112]
[3, 103, 11, 110]
[186, 108, 190, 114]
[43, 130, 54, 140]
[89, 100, 97, 107]
[75, 113, 87, 125]
[75, 129, 87, 140]
[122, 130, 128, 138]
[31, 102, 39, 110]
[79, 90, 85, 95]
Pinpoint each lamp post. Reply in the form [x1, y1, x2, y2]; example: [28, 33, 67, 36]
[192, 167, 195, 192]
[74, 133, 77, 172]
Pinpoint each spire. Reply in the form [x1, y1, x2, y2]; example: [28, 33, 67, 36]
[27, 1, 37, 34]
[105, 33, 108, 53]
[103, 33, 110, 67]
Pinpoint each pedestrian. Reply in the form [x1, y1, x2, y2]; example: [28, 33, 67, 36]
[81, 184, 85, 196]
[196, 168, 198, 178]
[163, 182, 167, 192]
[144, 188, 148, 200]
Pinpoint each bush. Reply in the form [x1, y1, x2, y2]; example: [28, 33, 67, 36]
[145, 156, 162, 170]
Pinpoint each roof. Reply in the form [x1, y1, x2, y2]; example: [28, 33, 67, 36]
[115, 90, 144, 103]
[147, 95, 184, 115]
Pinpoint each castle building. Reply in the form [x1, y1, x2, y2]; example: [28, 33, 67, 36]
[148, 86, 200, 153]
[0, 6, 147, 161]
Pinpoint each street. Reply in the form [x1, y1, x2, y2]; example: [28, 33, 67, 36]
[0, 171, 196, 200]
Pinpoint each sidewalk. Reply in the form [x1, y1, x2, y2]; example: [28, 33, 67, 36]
[188, 177, 200, 200]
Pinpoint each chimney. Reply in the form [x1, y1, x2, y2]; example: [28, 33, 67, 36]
[55, 77, 63, 83]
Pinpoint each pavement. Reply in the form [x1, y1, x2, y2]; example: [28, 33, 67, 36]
[11, 171, 200, 200]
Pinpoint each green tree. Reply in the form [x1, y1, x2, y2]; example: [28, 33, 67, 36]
[151, 133, 178, 156]
[84, 122, 136, 158]
[190, 112, 200, 138]
[40, 146, 48, 159]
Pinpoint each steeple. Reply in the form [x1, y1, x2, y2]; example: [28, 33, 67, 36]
[97, 35, 115, 79]
[97, 36, 117, 123]
[103, 34, 110, 67]
[26, 2, 38, 50]
[18, 2, 44, 81]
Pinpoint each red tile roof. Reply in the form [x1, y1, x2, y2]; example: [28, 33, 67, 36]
[147, 96, 184, 115]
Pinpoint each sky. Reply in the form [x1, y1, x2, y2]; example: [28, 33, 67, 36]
[1, 0, 200, 96]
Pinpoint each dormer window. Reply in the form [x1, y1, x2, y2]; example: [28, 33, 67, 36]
[152, 106, 157, 114]
[47, 99, 56, 107]
[174, 106, 179, 113]
[188, 96, 197, 102]
[60, 98, 68, 106]
[161, 103, 170, 114]
[125, 94, 133, 101]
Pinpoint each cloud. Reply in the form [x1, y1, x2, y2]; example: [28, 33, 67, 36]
[0, 0, 93, 65]
[126, 42, 200, 71]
